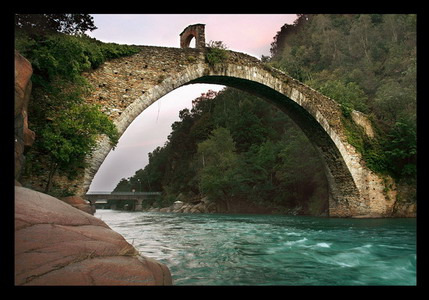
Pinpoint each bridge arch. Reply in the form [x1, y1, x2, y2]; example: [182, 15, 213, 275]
[81, 48, 394, 217]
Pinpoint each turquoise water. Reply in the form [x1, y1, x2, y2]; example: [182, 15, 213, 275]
[95, 210, 416, 285]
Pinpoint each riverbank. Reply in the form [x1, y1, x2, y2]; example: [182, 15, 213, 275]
[146, 196, 308, 216]
[143, 195, 415, 218]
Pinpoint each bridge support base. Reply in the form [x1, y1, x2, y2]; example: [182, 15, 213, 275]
[135, 199, 143, 211]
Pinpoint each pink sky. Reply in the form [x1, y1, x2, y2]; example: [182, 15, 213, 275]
[87, 14, 298, 192]
[87, 14, 297, 57]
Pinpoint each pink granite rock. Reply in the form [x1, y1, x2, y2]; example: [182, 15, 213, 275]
[15, 186, 172, 285]
[15, 51, 35, 179]
[61, 195, 95, 215]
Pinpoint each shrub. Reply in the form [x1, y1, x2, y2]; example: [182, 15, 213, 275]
[205, 40, 228, 67]
[15, 31, 139, 193]
[16, 32, 140, 83]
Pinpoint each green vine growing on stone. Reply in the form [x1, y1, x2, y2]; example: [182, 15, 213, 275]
[205, 40, 228, 67]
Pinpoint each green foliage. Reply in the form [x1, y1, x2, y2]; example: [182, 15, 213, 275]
[116, 88, 328, 214]
[15, 14, 97, 36]
[197, 128, 243, 207]
[40, 104, 118, 164]
[341, 116, 387, 175]
[383, 118, 417, 179]
[269, 14, 416, 181]
[114, 178, 132, 192]
[15, 31, 140, 84]
[16, 30, 138, 193]
[306, 77, 369, 114]
[187, 55, 197, 63]
[205, 40, 228, 67]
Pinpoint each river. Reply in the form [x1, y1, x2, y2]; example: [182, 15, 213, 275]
[95, 210, 416, 285]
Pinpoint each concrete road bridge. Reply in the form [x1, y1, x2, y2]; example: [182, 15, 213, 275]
[72, 24, 397, 217]
[85, 191, 161, 211]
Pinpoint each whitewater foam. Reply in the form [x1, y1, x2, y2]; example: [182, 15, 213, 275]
[316, 242, 331, 248]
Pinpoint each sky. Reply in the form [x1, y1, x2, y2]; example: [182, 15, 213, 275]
[86, 14, 298, 192]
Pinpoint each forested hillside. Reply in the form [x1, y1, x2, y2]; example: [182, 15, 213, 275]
[115, 14, 416, 213]
[269, 14, 416, 180]
[114, 89, 329, 214]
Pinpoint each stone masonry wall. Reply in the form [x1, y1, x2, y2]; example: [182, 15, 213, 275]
[82, 46, 203, 121]
[180, 24, 206, 49]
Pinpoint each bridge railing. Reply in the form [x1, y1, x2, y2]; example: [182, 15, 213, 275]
[86, 191, 161, 196]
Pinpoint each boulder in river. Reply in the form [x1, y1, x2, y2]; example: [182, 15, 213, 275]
[61, 195, 95, 215]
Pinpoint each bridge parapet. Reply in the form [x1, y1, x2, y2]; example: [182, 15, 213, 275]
[85, 191, 161, 200]
[86, 191, 161, 195]
[85, 191, 161, 211]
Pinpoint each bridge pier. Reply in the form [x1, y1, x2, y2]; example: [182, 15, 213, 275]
[87, 199, 97, 211]
[135, 199, 143, 211]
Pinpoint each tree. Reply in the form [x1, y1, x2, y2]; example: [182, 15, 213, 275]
[348, 14, 374, 61]
[274, 132, 325, 207]
[40, 103, 118, 192]
[311, 15, 346, 67]
[16, 29, 140, 196]
[383, 118, 416, 179]
[374, 79, 413, 125]
[114, 178, 132, 192]
[15, 14, 97, 36]
[212, 88, 272, 152]
[197, 127, 242, 210]
[270, 14, 310, 59]
[306, 77, 368, 114]
[240, 140, 283, 204]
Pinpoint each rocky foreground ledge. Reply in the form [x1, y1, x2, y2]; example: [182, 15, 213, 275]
[15, 186, 172, 285]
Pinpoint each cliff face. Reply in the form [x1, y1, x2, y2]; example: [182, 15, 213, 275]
[14, 51, 35, 180]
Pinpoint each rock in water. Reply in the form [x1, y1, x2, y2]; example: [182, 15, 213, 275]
[61, 195, 95, 215]
[15, 186, 172, 285]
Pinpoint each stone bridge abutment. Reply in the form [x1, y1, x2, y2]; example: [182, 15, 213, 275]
[78, 44, 395, 217]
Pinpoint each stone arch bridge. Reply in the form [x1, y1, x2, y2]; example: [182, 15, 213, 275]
[77, 26, 396, 217]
